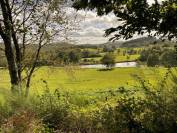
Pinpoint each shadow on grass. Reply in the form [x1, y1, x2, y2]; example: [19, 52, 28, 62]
[97, 68, 114, 71]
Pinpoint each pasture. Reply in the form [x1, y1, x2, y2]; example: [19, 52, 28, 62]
[0, 67, 169, 94]
[80, 47, 141, 64]
[1, 66, 173, 110]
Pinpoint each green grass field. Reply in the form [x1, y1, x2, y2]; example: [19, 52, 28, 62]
[115, 55, 140, 62]
[0, 66, 176, 110]
[80, 48, 141, 64]
[0, 67, 168, 93]
[81, 54, 140, 63]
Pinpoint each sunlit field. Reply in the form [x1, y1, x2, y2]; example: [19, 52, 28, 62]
[0, 67, 169, 93]
[80, 48, 141, 64]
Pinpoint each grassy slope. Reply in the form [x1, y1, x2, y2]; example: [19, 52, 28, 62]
[81, 55, 140, 63]
[81, 48, 141, 64]
[115, 55, 140, 62]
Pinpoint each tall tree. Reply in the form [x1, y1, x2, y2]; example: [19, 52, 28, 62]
[0, 0, 73, 95]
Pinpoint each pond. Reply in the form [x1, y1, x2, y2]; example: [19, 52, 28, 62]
[80, 62, 137, 69]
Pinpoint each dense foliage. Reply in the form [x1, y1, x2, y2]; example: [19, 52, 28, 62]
[101, 54, 116, 69]
[139, 45, 177, 67]
[57, 49, 81, 65]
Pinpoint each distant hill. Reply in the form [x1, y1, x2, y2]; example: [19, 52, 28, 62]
[78, 41, 124, 48]
[78, 36, 176, 48]
[120, 36, 158, 47]
[0, 37, 175, 51]
[43, 42, 75, 50]
[101, 36, 163, 48]
[0, 42, 75, 51]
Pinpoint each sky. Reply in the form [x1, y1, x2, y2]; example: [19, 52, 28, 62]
[66, 8, 118, 44]
[0, 0, 163, 45]
[66, 0, 163, 44]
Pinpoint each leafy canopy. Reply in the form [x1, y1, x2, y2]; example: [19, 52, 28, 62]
[73, 0, 177, 41]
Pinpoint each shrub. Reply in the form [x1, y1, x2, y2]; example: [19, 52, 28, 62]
[1, 110, 43, 133]
[32, 88, 71, 131]
[160, 49, 177, 67]
[96, 70, 177, 133]
[147, 53, 160, 67]
[101, 54, 116, 69]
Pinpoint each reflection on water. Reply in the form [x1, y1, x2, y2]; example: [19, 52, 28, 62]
[81, 62, 137, 69]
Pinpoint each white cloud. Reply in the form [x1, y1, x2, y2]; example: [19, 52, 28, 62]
[66, 0, 165, 44]
[65, 8, 118, 44]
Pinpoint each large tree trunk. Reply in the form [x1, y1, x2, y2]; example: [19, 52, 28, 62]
[5, 0, 22, 83]
[0, 0, 20, 92]
[4, 37, 19, 92]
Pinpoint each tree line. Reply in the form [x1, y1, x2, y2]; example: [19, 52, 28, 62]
[139, 45, 177, 67]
